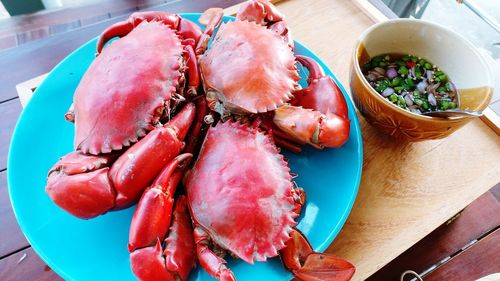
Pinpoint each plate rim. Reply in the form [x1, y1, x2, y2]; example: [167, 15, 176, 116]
[7, 12, 363, 280]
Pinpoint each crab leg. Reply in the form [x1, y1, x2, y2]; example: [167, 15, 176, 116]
[273, 56, 350, 148]
[280, 229, 355, 281]
[130, 195, 197, 281]
[273, 136, 302, 154]
[250, 117, 302, 153]
[194, 227, 236, 281]
[184, 44, 200, 96]
[184, 96, 209, 156]
[196, 8, 224, 55]
[46, 103, 196, 219]
[291, 186, 306, 216]
[269, 126, 303, 153]
[97, 11, 202, 53]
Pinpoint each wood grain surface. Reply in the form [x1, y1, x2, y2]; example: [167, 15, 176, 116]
[368, 184, 500, 280]
[424, 229, 499, 281]
[0, 0, 166, 38]
[0, 247, 61, 281]
[0, 171, 29, 258]
[270, 0, 500, 280]
[0, 100, 23, 171]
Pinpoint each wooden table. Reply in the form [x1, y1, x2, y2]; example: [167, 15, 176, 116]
[1, 0, 499, 280]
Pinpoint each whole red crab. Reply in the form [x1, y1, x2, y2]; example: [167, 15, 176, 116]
[185, 121, 355, 281]
[45, 10, 223, 218]
[198, 0, 350, 150]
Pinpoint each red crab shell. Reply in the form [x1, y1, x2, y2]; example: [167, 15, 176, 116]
[74, 21, 183, 154]
[186, 121, 298, 263]
[199, 20, 300, 114]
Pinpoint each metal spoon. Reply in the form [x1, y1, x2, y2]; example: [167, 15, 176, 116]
[421, 110, 482, 118]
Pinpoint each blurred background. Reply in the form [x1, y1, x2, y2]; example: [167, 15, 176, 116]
[0, 0, 498, 60]
[383, 0, 499, 61]
[1, 0, 498, 112]
[0, 0, 172, 50]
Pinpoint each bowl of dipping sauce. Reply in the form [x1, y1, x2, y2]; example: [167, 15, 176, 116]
[350, 19, 494, 141]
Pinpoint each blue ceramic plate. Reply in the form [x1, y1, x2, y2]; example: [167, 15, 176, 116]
[8, 14, 362, 281]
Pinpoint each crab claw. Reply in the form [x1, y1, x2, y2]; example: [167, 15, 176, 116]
[46, 103, 196, 219]
[45, 151, 118, 219]
[193, 227, 236, 281]
[236, 0, 284, 24]
[130, 195, 197, 281]
[97, 11, 203, 53]
[273, 55, 350, 148]
[109, 102, 196, 209]
[236, 0, 293, 49]
[184, 96, 209, 156]
[280, 229, 355, 281]
[184, 44, 201, 96]
[128, 153, 192, 252]
[273, 105, 350, 149]
[294, 56, 348, 119]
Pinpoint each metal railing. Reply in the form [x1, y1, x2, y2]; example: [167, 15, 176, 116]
[458, 0, 500, 34]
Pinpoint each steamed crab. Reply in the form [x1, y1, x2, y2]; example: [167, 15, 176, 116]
[185, 121, 355, 281]
[45, 10, 222, 218]
[198, 0, 350, 150]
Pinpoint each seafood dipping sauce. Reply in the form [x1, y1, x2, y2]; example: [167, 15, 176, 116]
[362, 54, 459, 115]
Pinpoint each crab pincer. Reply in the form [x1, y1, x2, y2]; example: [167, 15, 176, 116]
[273, 55, 351, 148]
[236, 0, 293, 48]
[130, 195, 196, 281]
[129, 154, 196, 281]
[46, 103, 196, 219]
[281, 229, 355, 281]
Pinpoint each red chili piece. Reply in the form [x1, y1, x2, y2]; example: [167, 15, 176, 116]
[406, 61, 416, 68]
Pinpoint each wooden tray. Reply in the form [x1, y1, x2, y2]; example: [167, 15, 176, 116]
[15, 0, 500, 280]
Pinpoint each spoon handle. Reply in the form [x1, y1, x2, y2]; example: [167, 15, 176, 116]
[422, 110, 482, 118]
